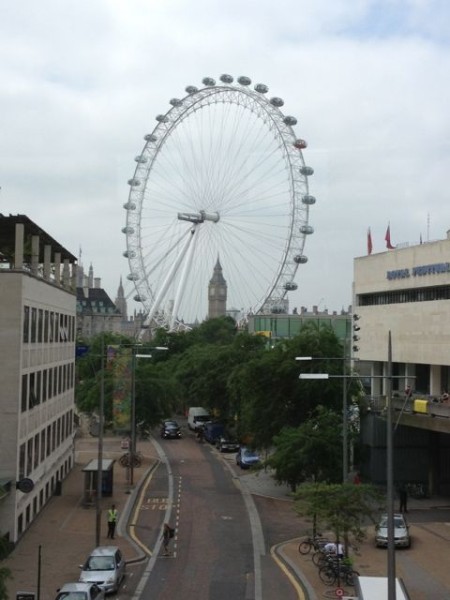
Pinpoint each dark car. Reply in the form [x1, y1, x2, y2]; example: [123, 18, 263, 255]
[160, 420, 182, 439]
[203, 422, 224, 444]
[215, 434, 240, 453]
[236, 447, 261, 469]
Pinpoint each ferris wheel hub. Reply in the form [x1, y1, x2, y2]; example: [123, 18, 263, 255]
[177, 210, 220, 224]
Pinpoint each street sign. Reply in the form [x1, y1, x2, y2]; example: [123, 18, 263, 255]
[17, 592, 35, 600]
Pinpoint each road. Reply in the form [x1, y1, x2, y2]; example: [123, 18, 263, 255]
[122, 428, 299, 600]
[120, 427, 450, 600]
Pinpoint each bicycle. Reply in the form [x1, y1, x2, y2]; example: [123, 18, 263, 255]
[119, 451, 143, 468]
[298, 534, 329, 555]
[318, 557, 359, 587]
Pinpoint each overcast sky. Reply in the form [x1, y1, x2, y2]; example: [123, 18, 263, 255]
[2, 0, 449, 319]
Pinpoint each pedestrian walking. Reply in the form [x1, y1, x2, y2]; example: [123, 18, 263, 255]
[107, 504, 118, 539]
[399, 484, 408, 513]
[161, 522, 174, 556]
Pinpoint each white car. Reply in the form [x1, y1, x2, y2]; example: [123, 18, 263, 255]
[55, 582, 105, 600]
[79, 546, 126, 593]
[375, 513, 411, 548]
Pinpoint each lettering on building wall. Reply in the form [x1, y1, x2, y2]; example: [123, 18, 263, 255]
[387, 262, 450, 280]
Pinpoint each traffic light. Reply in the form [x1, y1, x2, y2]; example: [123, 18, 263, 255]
[352, 314, 360, 352]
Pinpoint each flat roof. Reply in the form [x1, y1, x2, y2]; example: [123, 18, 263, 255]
[0, 214, 77, 263]
[82, 459, 115, 472]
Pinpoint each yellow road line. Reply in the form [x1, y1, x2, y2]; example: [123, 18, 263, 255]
[129, 461, 161, 556]
[270, 542, 306, 600]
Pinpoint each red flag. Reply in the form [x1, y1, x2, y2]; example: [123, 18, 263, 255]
[385, 223, 395, 249]
[367, 227, 373, 255]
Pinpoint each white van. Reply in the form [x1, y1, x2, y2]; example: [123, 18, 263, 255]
[354, 576, 410, 600]
[187, 407, 211, 431]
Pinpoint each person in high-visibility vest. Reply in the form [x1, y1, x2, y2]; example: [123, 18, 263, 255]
[107, 504, 118, 539]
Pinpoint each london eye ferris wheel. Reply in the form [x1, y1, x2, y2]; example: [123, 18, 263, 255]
[122, 74, 316, 332]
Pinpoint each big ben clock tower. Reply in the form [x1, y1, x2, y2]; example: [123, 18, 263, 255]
[208, 256, 227, 318]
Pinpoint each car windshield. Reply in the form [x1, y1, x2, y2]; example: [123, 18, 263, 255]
[379, 516, 405, 529]
[86, 556, 115, 571]
[243, 449, 258, 458]
[56, 593, 87, 600]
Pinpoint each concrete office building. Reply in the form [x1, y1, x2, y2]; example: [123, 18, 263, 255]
[354, 230, 450, 493]
[354, 231, 450, 395]
[0, 215, 77, 542]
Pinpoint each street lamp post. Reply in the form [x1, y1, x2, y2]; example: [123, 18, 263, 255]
[129, 346, 168, 488]
[296, 355, 352, 482]
[298, 331, 401, 600]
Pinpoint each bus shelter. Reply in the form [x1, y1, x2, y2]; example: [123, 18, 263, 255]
[82, 459, 115, 505]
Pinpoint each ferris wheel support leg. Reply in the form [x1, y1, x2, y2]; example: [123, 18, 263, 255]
[169, 226, 199, 330]
[144, 226, 197, 330]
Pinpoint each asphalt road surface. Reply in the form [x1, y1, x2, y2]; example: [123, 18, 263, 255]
[123, 429, 298, 600]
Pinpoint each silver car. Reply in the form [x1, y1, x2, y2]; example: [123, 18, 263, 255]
[79, 546, 126, 593]
[375, 513, 411, 548]
[55, 582, 105, 600]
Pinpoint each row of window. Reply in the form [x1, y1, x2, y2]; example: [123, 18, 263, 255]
[23, 306, 76, 343]
[21, 363, 74, 412]
[358, 284, 450, 306]
[17, 456, 72, 538]
[19, 410, 74, 478]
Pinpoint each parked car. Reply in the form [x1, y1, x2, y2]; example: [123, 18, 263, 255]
[216, 434, 240, 453]
[55, 583, 105, 600]
[375, 513, 411, 548]
[79, 546, 126, 593]
[187, 407, 211, 431]
[160, 420, 181, 439]
[203, 421, 224, 444]
[236, 447, 260, 469]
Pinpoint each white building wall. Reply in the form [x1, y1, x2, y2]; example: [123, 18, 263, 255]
[354, 234, 450, 395]
[0, 271, 76, 542]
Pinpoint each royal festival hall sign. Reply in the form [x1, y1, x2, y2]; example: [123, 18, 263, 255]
[387, 262, 450, 280]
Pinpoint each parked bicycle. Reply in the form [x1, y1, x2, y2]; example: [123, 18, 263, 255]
[318, 556, 359, 587]
[298, 533, 329, 555]
[119, 451, 143, 468]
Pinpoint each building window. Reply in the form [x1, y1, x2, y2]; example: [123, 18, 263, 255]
[46, 425, 51, 456]
[38, 309, 43, 343]
[29, 372, 37, 409]
[19, 444, 25, 479]
[21, 374, 28, 412]
[31, 307, 37, 343]
[44, 310, 49, 343]
[26, 439, 33, 476]
[49, 311, 55, 342]
[26, 505, 30, 526]
[34, 434, 39, 469]
[18, 514, 23, 536]
[23, 306, 30, 343]
[42, 369, 47, 402]
[40, 430, 45, 462]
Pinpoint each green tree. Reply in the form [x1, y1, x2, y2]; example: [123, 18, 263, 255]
[267, 406, 343, 490]
[294, 482, 383, 551]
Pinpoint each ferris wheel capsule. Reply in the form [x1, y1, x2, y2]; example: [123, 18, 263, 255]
[300, 166, 314, 176]
[220, 74, 234, 83]
[254, 83, 269, 93]
[185, 85, 198, 94]
[283, 116, 297, 126]
[144, 133, 158, 142]
[202, 77, 216, 86]
[294, 255, 308, 264]
[270, 97, 284, 107]
[237, 76, 251, 86]
[170, 98, 182, 107]
[294, 139, 307, 149]
[302, 195, 316, 205]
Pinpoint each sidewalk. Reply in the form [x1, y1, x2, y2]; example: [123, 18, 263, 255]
[5, 435, 158, 600]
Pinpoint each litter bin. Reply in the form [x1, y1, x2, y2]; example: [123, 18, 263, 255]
[54, 480, 62, 496]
